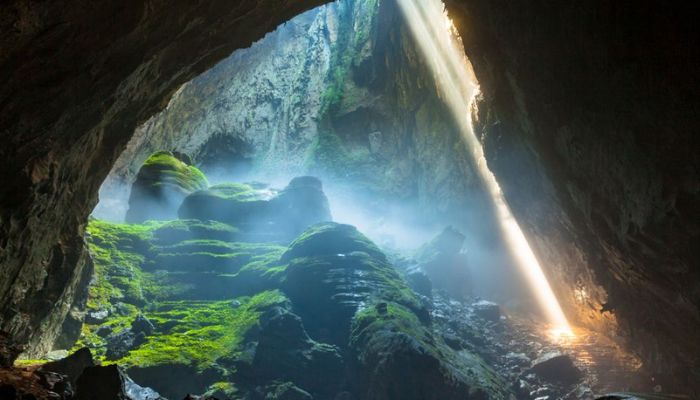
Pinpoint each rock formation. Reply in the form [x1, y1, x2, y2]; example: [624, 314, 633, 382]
[0, 0, 697, 393]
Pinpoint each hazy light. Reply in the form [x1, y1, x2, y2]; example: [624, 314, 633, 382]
[396, 0, 571, 331]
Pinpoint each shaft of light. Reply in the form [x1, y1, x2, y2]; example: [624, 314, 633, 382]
[396, 0, 571, 332]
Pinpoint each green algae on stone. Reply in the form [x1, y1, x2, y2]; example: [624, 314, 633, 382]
[152, 219, 238, 245]
[281, 222, 385, 262]
[126, 151, 209, 223]
[116, 290, 288, 370]
[349, 300, 511, 399]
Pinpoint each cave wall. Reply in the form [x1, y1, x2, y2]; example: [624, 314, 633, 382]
[0, 0, 698, 390]
[447, 0, 700, 388]
[0, 0, 327, 357]
[101, 0, 488, 229]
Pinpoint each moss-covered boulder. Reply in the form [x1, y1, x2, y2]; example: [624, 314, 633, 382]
[349, 302, 510, 400]
[283, 222, 425, 345]
[126, 151, 209, 223]
[179, 177, 331, 242]
[284, 222, 509, 399]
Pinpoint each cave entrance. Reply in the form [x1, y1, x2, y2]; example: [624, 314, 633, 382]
[61, 0, 645, 397]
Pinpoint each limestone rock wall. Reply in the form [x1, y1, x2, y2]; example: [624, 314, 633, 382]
[0, 0, 328, 356]
[100, 0, 488, 228]
[448, 0, 700, 388]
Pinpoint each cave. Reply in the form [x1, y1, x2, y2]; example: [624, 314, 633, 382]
[0, 0, 697, 399]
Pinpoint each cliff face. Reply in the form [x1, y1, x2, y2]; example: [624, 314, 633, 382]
[101, 0, 487, 227]
[448, 0, 699, 388]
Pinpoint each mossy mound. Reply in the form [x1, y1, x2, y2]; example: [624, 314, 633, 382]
[283, 222, 424, 345]
[281, 222, 385, 262]
[349, 301, 510, 400]
[126, 151, 209, 223]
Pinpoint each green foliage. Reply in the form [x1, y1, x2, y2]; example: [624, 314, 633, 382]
[116, 291, 288, 370]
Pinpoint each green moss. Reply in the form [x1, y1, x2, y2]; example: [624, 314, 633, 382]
[201, 183, 262, 201]
[115, 290, 288, 370]
[152, 219, 238, 245]
[152, 241, 286, 274]
[139, 151, 209, 194]
[84, 219, 163, 311]
[282, 222, 385, 262]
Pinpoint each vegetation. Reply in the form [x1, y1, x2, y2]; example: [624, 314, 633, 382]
[139, 151, 209, 194]
[117, 291, 288, 370]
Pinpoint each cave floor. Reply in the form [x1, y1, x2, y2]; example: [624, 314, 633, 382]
[431, 292, 657, 399]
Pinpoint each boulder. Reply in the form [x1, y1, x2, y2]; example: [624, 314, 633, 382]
[349, 301, 511, 400]
[105, 329, 146, 360]
[415, 226, 470, 298]
[283, 223, 424, 345]
[472, 300, 501, 322]
[178, 183, 271, 228]
[131, 315, 155, 336]
[126, 151, 209, 223]
[76, 365, 129, 400]
[40, 347, 94, 385]
[281, 222, 385, 263]
[528, 351, 581, 385]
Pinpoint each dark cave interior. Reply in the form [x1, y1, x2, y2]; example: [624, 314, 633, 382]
[0, 0, 698, 399]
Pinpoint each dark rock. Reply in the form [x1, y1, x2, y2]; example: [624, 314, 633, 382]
[405, 271, 432, 298]
[40, 347, 94, 385]
[0, 384, 17, 399]
[251, 308, 344, 398]
[472, 300, 501, 322]
[76, 365, 128, 400]
[126, 151, 209, 223]
[283, 223, 425, 345]
[105, 329, 141, 361]
[0, 331, 24, 367]
[131, 315, 155, 336]
[350, 304, 510, 400]
[414, 227, 470, 298]
[528, 352, 581, 385]
[96, 325, 113, 338]
[36, 370, 72, 396]
[270, 176, 332, 237]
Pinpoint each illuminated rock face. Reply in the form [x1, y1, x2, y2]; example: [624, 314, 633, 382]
[448, 0, 699, 389]
[0, 0, 697, 392]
